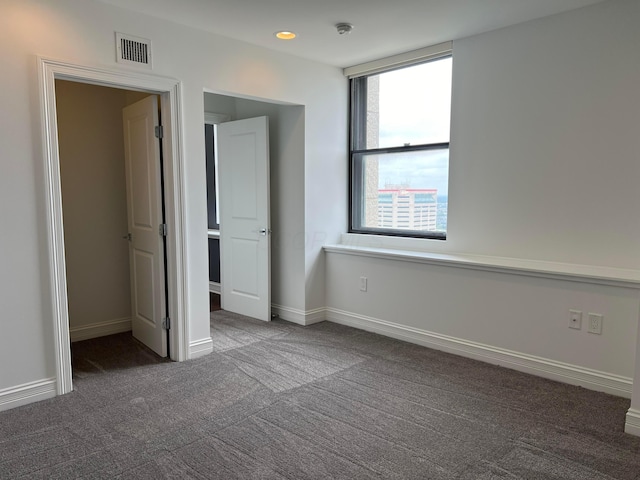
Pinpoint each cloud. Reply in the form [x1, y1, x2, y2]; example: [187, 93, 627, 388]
[376, 57, 452, 149]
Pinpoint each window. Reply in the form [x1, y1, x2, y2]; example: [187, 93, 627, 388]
[349, 52, 452, 239]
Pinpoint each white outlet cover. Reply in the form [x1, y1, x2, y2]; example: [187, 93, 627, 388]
[568, 310, 582, 330]
[587, 313, 603, 334]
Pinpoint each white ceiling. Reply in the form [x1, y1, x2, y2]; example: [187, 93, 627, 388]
[97, 0, 607, 68]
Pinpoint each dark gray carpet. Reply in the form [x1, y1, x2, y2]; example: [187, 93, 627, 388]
[1, 311, 640, 479]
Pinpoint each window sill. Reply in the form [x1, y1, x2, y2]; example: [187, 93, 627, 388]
[323, 244, 640, 289]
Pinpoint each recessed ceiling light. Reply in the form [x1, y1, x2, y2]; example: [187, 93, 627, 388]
[275, 31, 296, 40]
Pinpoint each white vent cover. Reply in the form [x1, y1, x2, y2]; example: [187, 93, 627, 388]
[116, 32, 152, 69]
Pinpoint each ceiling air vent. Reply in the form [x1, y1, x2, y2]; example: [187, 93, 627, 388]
[115, 32, 152, 69]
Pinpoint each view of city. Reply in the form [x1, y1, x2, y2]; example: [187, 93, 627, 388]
[377, 186, 437, 231]
[371, 186, 447, 233]
[354, 56, 452, 236]
[436, 195, 447, 232]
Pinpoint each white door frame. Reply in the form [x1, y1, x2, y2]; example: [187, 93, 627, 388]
[38, 57, 190, 396]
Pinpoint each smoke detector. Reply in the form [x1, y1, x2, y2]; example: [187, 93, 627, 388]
[336, 23, 354, 35]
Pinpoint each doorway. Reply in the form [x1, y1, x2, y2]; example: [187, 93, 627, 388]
[40, 57, 189, 397]
[56, 81, 170, 359]
[203, 92, 303, 323]
[205, 115, 271, 320]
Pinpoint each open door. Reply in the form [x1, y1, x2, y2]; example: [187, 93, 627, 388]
[217, 116, 271, 321]
[122, 96, 167, 356]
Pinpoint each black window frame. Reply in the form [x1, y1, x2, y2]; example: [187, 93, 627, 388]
[348, 55, 452, 241]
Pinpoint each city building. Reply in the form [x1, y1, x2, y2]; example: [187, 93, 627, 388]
[378, 187, 437, 231]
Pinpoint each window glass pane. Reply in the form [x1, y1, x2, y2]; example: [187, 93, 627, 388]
[205, 124, 219, 230]
[365, 57, 452, 149]
[356, 148, 448, 233]
[350, 53, 452, 239]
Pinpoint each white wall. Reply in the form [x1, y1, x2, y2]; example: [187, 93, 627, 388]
[448, 0, 640, 269]
[272, 106, 306, 311]
[326, 253, 639, 386]
[203, 94, 237, 120]
[0, 0, 346, 394]
[330, 0, 640, 397]
[304, 92, 347, 313]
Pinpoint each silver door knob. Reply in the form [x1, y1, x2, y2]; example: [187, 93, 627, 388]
[259, 228, 271, 236]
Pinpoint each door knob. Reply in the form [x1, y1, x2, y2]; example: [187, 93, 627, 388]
[259, 228, 271, 236]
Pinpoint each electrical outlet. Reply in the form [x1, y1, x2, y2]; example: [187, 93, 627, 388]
[360, 276, 368, 292]
[588, 313, 603, 335]
[568, 310, 582, 330]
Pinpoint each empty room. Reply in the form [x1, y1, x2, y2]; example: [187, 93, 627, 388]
[2, 0, 640, 478]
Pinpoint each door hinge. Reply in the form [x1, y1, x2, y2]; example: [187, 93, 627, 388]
[162, 317, 171, 330]
[159, 223, 167, 236]
[155, 125, 164, 139]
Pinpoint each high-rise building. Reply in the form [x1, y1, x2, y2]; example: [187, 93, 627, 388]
[377, 187, 438, 231]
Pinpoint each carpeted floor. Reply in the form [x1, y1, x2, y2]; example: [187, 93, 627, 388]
[1, 310, 640, 479]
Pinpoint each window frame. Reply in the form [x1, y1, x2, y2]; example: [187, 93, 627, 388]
[348, 51, 452, 241]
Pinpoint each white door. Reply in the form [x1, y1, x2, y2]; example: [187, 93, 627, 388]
[122, 96, 167, 356]
[216, 116, 271, 321]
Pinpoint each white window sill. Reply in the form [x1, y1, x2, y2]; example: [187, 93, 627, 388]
[323, 244, 640, 289]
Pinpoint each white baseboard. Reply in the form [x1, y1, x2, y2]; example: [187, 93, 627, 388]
[70, 317, 132, 342]
[625, 408, 640, 437]
[0, 378, 57, 412]
[325, 307, 633, 398]
[190, 337, 213, 359]
[209, 281, 221, 294]
[271, 304, 325, 326]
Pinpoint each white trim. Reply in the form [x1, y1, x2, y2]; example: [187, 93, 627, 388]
[303, 307, 327, 325]
[0, 379, 57, 412]
[625, 408, 640, 437]
[324, 244, 640, 289]
[158, 73, 189, 364]
[189, 337, 213, 359]
[344, 41, 452, 78]
[325, 307, 633, 398]
[39, 57, 190, 399]
[271, 304, 326, 326]
[69, 317, 132, 342]
[39, 57, 72, 396]
[271, 304, 305, 325]
[209, 281, 221, 294]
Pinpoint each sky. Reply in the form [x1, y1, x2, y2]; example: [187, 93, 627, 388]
[375, 57, 452, 195]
